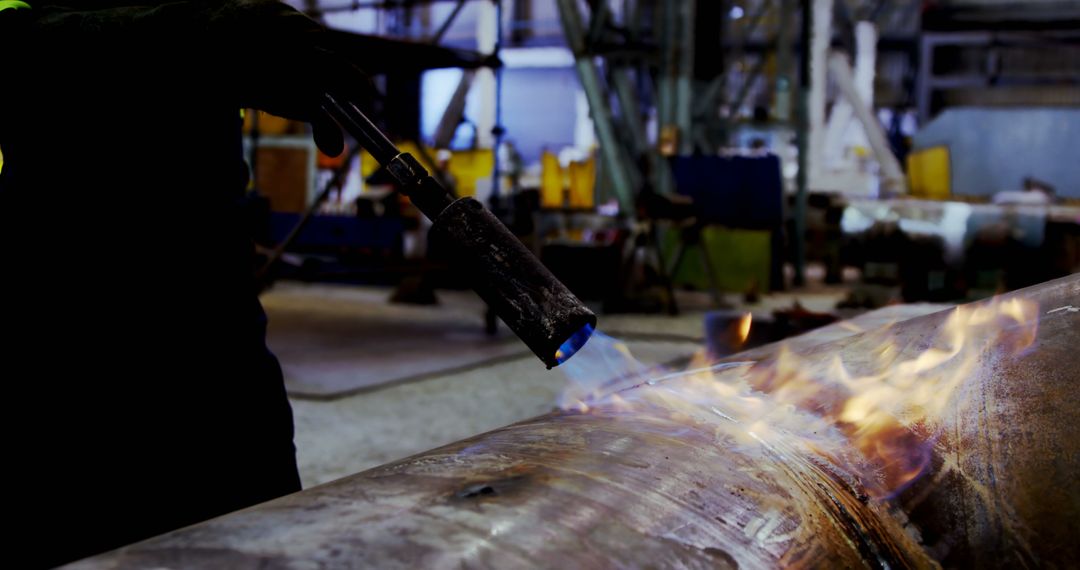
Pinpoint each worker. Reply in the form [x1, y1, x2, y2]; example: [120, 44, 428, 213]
[0, 1, 368, 566]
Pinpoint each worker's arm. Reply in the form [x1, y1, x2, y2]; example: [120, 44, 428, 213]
[8, 0, 369, 156]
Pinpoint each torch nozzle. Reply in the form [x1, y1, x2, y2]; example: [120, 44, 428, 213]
[556, 324, 595, 365]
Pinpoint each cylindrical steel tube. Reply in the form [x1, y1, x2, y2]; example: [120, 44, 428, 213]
[69, 275, 1080, 569]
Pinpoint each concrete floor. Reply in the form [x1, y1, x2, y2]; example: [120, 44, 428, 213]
[264, 282, 851, 488]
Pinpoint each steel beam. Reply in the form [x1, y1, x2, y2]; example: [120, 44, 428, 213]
[774, 0, 795, 122]
[432, 70, 475, 148]
[657, 0, 678, 145]
[674, 0, 695, 155]
[610, 63, 673, 195]
[555, 0, 637, 213]
[827, 51, 907, 193]
[693, 0, 772, 120]
[429, 0, 467, 44]
[793, 0, 816, 287]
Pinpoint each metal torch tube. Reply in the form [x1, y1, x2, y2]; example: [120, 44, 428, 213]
[321, 93, 398, 165]
[318, 94, 596, 367]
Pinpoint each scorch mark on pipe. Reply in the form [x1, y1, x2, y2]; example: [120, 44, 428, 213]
[744, 509, 786, 547]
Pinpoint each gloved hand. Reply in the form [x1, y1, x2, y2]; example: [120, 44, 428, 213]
[10, 0, 372, 157]
[210, 0, 375, 157]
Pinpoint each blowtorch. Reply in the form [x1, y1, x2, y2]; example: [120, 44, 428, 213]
[320, 93, 595, 368]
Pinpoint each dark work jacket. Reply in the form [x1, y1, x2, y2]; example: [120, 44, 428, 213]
[1, 3, 300, 566]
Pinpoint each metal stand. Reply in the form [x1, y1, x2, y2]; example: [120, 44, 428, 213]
[667, 222, 728, 309]
[255, 143, 363, 286]
[629, 220, 680, 315]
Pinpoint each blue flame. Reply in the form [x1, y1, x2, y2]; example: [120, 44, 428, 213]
[555, 323, 595, 365]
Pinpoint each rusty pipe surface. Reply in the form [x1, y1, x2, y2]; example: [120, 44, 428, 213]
[69, 275, 1080, 569]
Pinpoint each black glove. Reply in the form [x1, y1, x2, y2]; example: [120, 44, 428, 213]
[210, 0, 374, 157]
[209, 0, 374, 157]
[20, 0, 372, 157]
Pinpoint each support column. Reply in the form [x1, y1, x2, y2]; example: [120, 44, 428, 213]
[675, 0, 696, 155]
[807, 0, 833, 187]
[555, 0, 637, 214]
[828, 52, 906, 194]
[475, 1, 498, 149]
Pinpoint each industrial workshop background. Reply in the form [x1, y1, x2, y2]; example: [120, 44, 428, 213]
[11, 0, 1079, 568]
[245, 0, 1079, 312]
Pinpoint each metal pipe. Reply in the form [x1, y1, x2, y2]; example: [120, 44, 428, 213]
[71, 275, 1080, 568]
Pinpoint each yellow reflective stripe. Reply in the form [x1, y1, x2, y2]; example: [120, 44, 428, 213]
[0, 0, 28, 174]
[0, 0, 31, 11]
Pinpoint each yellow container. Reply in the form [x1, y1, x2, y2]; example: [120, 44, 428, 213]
[242, 110, 303, 136]
[907, 145, 951, 200]
[444, 148, 494, 198]
[567, 156, 596, 209]
[361, 144, 494, 199]
[541, 150, 565, 208]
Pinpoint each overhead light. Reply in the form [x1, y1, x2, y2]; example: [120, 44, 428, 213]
[730, 5, 745, 19]
[500, 47, 575, 69]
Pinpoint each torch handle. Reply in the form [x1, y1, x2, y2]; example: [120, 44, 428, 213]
[320, 92, 455, 220]
[320, 93, 398, 165]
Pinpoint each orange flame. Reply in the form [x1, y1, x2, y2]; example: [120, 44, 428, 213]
[559, 295, 1039, 498]
[736, 312, 753, 345]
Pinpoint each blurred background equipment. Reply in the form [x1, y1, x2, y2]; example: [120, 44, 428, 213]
[222, 0, 1078, 451]
[244, 0, 1077, 313]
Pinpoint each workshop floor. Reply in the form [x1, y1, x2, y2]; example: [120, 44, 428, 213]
[264, 279, 851, 488]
